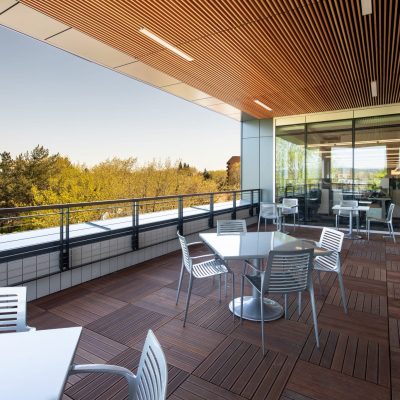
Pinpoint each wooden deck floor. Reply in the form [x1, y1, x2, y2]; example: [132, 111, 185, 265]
[28, 226, 399, 400]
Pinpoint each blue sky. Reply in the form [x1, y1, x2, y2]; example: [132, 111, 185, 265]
[0, 25, 239, 170]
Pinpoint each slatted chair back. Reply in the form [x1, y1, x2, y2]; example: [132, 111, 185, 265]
[217, 219, 247, 235]
[177, 231, 192, 273]
[135, 329, 168, 400]
[316, 228, 344, 272]
[259, 203, 278, 219]
[262, 249, 314, 294]
[0, 287, 30, 333]
[339, 200, 358, 217]
[258, 203, 279, 231]
[386, 203, 395, 223]
[282, 198, 298, 214]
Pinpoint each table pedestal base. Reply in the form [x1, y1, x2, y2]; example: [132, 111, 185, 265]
[344, 232, 362, 240]
[229, 296, 284, 322]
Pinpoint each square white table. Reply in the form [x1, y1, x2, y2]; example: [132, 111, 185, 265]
[0, 327, 82, 400]
[200, 231, 326, 322]
[332, 204, 370, 239]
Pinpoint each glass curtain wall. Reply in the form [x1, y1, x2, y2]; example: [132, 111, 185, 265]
[275, 124, 306, 220]
[275, 114, 400, 228]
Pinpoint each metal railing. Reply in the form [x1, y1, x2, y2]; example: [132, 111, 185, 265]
[0, 189, 260, 285]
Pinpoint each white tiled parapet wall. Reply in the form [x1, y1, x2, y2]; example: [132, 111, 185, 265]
[3, 213, 257, 301]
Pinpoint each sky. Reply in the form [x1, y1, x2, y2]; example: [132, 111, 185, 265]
[0, 25, 240, 171]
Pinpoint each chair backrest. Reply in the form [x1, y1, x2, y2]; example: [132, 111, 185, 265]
[386, 203, 395, 222]
[262, 249, 314, 294]
[259, 203, 278, 219]
[282, 198, 298, 214]
[339, 200, 358, 216]
[0, 287, 30, 333]
[316, 228, 344, 271]
[135, 329, 168, 400]
[177, 231, 192, 273]
[217, 219, 247, 235]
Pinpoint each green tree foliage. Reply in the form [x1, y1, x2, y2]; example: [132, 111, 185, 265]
[0, 147, 241, 231]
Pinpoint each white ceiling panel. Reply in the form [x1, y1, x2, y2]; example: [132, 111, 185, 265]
[47, 28, 135, 68]
[207, 103, 241, 115]
[0, 0, 17, 14]
[117, 61, 179, 87]
[163, 83, 209, 101]
[0, 3, 68, 39]
[194, 97, 224, 107]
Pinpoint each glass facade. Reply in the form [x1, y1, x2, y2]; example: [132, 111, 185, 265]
[275, 114, 400, 227]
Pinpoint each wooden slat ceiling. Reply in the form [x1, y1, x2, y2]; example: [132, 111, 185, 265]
[11, 0, 400, 118]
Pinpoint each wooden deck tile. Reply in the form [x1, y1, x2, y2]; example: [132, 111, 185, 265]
[147, 318, 226, 373]
[86, 304, 170, 347]
[194, 336, 297, 399]
[286, 360, 390, 400]
[51, 292, 127, 326]
[300, 327, 390, 387]
[318, 304, 388, 344]
[133, 286, 203, 317]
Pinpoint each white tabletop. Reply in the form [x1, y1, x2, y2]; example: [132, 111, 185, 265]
[200, 231, 299, 260]
[0, 327, 82, 400]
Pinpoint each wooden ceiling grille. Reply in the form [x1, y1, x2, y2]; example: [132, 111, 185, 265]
[16, 0, 400, 118]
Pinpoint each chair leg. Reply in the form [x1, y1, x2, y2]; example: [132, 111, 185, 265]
[335, 214, 339, 229]
[317, 270, 322, 296]
[240, 275, 245, 323]
[390, 222, 396, 243]
[284, 294, 288, 319]
[260, 292, 265, 355]
[337, 272, 348, 314]
[356, 215, 359, 233]
[309, 285, 320, 348]
[257, 216, 261, 232]
[293, 214, 296, 231]
[231, 273, 235, 324]
[183, 275, 194, 327]
[367, 220, 370, 240]
[219, 274, 222, 302]
[298, 292, 302, 317]
[176, 262, 185, 305]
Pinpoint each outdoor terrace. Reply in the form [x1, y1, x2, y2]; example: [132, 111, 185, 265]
[26, 225, 399, 400]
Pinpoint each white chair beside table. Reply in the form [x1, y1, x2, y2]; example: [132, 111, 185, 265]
[281, 198, 299, 231]
[176, 231, 235, 326]
[240, 248, 320, 354]
[367, 203, 396, 242]
[70, 329, 168, 400]
[336, 200, 360, 232]
[258, 203, 280, 231]
[0, 287, 35, 333]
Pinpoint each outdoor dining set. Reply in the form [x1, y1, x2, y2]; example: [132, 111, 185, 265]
[0, 198, 396, 399]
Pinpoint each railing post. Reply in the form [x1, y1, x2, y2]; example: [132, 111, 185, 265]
[209, 193, 214, 228]
[132, 201, 139, 250]
[232, 192, 237, 220]
[178, 196, 184, 234]
[59, 208, 64, 271]
[60, 207, 70, 271]
[249, 190, 254, 217]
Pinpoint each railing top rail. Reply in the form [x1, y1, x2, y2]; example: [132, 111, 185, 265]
[0, 188, 260, 215]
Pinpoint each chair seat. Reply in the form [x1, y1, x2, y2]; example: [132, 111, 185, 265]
[367, 216, 386, 223]
[313, 256, 338, 272]
[193, 259, 229, 278]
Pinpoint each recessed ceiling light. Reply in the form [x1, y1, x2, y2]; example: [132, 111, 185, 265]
[371, 80, 377, 97]
[254, 99, 272, 111]
[361, 0, 372, 15]
[139, 27, 193, 61]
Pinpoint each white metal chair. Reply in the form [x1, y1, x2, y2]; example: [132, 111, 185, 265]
[367, 203, 396, 242]
[336, 200, 359, 232]
[217, 219, 247, 234]
[258, 203, 280, 231]
[281, 198, 299, 231]
[176, 231, 235, 326]
[240, 249, 319, 354]
[313, 227, 347, 313]
[70, 329, 167, 400]
[0, 287, 35, 333]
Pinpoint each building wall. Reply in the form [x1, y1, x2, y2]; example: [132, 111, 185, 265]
[241, 118, 274, 201]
